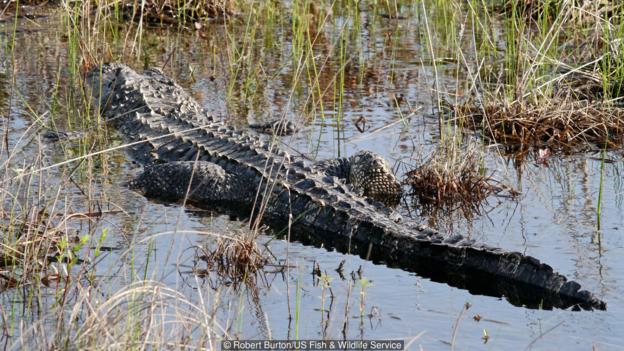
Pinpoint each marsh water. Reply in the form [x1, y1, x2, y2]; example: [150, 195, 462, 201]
[1, 3, 623, 350]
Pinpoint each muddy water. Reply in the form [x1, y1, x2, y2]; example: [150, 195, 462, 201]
[1, 5, 623, 350]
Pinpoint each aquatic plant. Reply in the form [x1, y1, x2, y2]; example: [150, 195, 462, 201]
[404, 139, 513, 215]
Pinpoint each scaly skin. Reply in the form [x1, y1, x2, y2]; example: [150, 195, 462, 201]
[87, 63, 606, 310]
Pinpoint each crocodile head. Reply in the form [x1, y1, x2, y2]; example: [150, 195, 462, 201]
[348, 150, 403, 205]
[86, 63, 134, 113]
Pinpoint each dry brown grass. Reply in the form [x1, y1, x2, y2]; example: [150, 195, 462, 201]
[194, 231, 271, 288]
[116, 0, 237, 25]
[13, 280, 224, 350]
[403, 142, 514, 216]
[452, 98, 624, 149]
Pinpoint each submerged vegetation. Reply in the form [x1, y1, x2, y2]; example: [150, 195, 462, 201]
[0, 0, 620, 349]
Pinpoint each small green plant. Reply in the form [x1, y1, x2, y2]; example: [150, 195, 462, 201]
[93, 228, 108, 258]
[58, 234, 89, 268]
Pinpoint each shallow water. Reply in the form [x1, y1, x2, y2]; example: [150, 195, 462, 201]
[1, 4, 623, 350]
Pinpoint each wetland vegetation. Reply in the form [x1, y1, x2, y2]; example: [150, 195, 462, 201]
[0, 0, 623, 349]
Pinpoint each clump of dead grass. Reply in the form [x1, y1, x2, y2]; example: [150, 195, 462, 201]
[195, 231, 270, 288]
[453, 98, 624, 149]
[115, 0, 236, 25]
[404, 141, 513, 216]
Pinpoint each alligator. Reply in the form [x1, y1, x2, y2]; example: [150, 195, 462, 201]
[86, 63, 606, 311]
